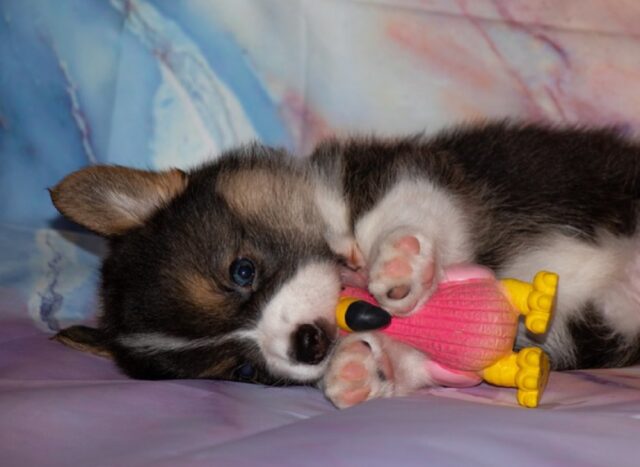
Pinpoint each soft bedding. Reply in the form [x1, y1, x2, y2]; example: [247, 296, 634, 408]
[3, 244, 640, 466]
[2, 1, 640, 465]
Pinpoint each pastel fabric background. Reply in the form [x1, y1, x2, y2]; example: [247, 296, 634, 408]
[2, 1, 640, 465]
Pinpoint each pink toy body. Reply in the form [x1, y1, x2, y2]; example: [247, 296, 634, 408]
[338, 264, 558, 406]
[341, 265, 518, 376]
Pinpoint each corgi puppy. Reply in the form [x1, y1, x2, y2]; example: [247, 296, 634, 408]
[51, 122, 640, 407]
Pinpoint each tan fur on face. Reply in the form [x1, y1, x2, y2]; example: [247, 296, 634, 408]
[51, 328, 112, 359]
[51, 166, 188, 236]
[179, 271, 227, 312]
[197, 358, 237, 378]
[216, 168, 320, 231]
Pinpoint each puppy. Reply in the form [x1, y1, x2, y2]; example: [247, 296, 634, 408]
[51, 148, 341, 384]
[51, 121, 640, 407]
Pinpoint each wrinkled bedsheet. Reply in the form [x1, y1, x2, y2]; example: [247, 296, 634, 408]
[3, 233, 640, 466]
[3, 1, 640, 465]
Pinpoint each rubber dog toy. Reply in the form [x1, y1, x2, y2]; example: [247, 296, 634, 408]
[336, 264, 558, 408]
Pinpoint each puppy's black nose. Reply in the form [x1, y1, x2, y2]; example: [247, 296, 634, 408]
[293, 324, 330, 364]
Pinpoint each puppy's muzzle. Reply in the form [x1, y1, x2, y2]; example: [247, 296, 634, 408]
[292, 323, 332, 364]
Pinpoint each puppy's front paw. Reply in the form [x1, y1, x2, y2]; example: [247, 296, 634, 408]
[368, 230, 438, 315]
[322, 334, 393, 409]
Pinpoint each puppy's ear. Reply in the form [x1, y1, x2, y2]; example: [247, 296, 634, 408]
[50, 166, 188, 236]
[52, 325, 112, 359]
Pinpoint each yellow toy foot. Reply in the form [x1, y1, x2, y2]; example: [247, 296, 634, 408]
[515, 347, 550, 408]
[500, 270, 558, 334]
[524, 271, 558, 335]
[533, 270, 558, 296]
[525, 310, 551, 334]
[482, 353, 518, 388]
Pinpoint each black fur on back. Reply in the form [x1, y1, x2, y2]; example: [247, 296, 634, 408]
[313, 122, 640, 268]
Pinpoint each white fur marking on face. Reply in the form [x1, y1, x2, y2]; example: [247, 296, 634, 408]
[117, 331, 247, 355]
[251, 261, 341, 382]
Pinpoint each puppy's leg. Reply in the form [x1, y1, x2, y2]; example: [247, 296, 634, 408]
[322, 332, 432, 409]
[354, 179, 473, 315]
[367, 229, 440, 315]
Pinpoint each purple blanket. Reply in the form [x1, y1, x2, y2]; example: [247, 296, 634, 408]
[3, 310, 640, 466]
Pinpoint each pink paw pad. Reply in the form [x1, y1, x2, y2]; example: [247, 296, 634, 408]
[394, 235, 421, 255]
[339, 387, 371, 406]
[382, 235, 430, 301]
[421, 261, 435, 288]
[340, 361, 368, 381]
[382, 257, 413, 278]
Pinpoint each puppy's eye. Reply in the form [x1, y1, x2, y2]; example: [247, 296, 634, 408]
[235, 362, 256, 380]
[229, 258, 255, 287]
